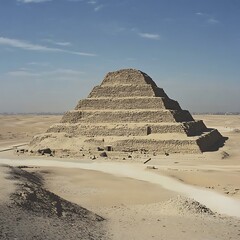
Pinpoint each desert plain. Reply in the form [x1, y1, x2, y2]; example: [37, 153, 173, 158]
[0, 114, 240, 239]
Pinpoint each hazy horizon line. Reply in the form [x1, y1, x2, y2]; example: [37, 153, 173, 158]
[1, 112, 240, 115]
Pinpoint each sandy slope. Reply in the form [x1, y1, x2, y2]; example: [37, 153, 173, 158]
[0, 165, 16, 203]
[0, 165, 107, 240]
[0, 114, 240, 239]
[0, 114, 61, 149]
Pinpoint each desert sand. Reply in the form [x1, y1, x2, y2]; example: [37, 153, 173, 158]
[0, 114, 240, 239]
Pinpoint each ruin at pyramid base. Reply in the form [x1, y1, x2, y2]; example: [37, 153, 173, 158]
[28, 69, 225, 157]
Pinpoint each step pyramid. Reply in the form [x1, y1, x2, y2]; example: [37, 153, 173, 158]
[29, 69, 225, 155]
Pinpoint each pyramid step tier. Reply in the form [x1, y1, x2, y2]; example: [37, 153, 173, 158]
[47, 121, 207, 137]
[30, 129, 224, 154]
[82, 129, 224, 154]
[75, 97, 181, 110]
[88, 85, 168, 98]
[61, 109, 194, 124]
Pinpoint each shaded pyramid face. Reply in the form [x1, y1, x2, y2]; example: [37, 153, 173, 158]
[30, 69, 224, 155]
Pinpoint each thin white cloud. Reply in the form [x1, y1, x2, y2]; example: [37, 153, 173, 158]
[56, 42, 71, 46]
[94, 5, 103, 12]
[17, 0, 52, 3]
[86, 0, 103, 11]
[207, 18, 219, 24]
[47, 69, 85, 75]
[195, 12, 204, 16]
[195, 12, 220, 24]
[88, 0, 97, 4]
[94, 4, 103, 11]
[42, 39, 72, 47]
[27, 62, 50, 67]
[0, 37, 96, 56]
[7, 70, 40, 78]
[0, 37, 54, 51]
[6, 68, 85, 79]
[138, 33, 160, 40]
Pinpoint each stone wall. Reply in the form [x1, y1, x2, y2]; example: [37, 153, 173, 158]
[81, 137, 202, 154]
[61, 109, 194, 124]
[47, 121, 208, 137]
[196, 129, 224, 151]
[113, 139, 202, 153]
[88, 85, 168, 98]
[182, 120, 207, 136]
[47, 123, 189, 136]
[172, 110, 194, 122]
[75, 97, 181, 110]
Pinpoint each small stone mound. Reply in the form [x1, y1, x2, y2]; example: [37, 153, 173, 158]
[221, 151, 230, 159]
[179, 197, 214, 215]
[100, 152, 108, 157]
[37, 148, 53, 156]
[163, 196, 215, 216]
[232, 128, 240, 133]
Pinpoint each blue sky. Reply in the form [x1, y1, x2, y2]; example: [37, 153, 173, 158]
[0, 0, 239, 113]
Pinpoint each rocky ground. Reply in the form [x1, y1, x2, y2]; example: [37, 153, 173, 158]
[0, 165, 108, 240]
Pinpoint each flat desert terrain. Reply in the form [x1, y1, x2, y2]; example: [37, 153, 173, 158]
[0, 114, 240, 239]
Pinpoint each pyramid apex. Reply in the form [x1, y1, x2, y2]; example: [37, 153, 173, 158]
[101, 68, 157, 87]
